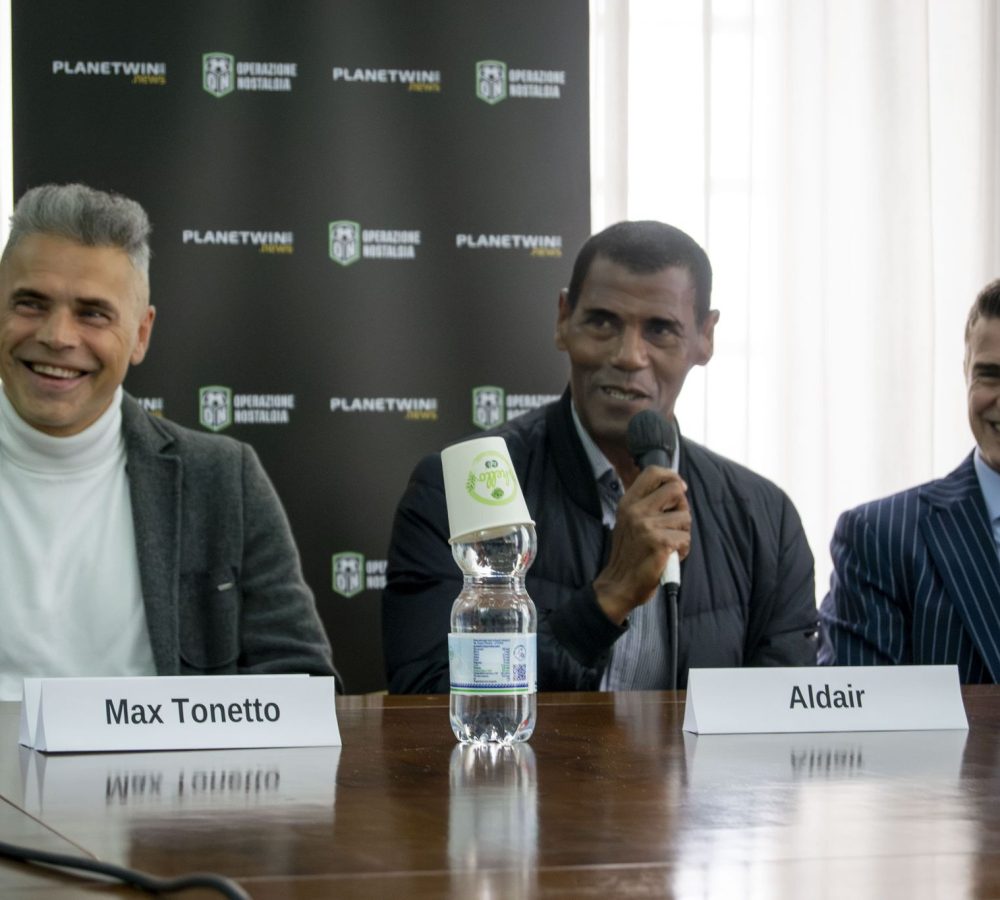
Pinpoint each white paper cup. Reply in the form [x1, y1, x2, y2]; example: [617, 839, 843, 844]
[441, 436, 533, 543]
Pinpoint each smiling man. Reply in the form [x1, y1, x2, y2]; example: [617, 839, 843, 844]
[821, 278, 1000, 681]
[383, 221, 818, 693]
[0, 183, 335, 698]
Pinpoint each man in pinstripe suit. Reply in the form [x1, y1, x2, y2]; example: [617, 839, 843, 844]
[820, 279, 1000, 681]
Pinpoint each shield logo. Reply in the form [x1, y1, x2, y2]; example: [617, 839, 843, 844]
[476, 60, 507, 105]
[203, 52, 235, 98]
[199, 386, 233, 432]
[329, 221, 361, 266]
[332, 552, 365, 598]
[472, 386, 505, 430]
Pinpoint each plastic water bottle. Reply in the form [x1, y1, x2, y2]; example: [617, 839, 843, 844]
[448, 522, 537, 744]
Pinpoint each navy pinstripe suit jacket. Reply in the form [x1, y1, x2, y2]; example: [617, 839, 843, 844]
[819, 452, 1000, 682]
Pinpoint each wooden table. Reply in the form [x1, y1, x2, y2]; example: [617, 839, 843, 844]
[0, 688, 996, 898]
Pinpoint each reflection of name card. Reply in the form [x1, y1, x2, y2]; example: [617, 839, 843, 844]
[19, 675, 341, 753]
[682, 665, 968, 734]
[683, 729, 969, 787]
[22, 745, 340, 816]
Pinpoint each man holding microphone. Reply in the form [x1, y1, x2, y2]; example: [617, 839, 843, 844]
[383, 220, 817, 692]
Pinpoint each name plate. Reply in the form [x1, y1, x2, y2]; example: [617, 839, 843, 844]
[19, 675, 341, 753]
[682, 665, 968, 734]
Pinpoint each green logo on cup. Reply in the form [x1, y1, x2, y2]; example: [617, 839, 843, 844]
[465, 450, 518, 506]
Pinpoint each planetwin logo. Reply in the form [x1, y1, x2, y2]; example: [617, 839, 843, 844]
[332, 553, 387, 598]
[52, 59, 166, 86]
[135, 397, 165, 418]
[182, 228, 294, 255]
[202, 52, 298, 96]
[332, 66, 441, 93]
[456, 232, 562, 258]
[330, 396, 438, 421]
[328, 221, 421, 265]
[475, 59, 565, 104]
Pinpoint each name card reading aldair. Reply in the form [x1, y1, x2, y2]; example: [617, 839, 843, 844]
[683, 665, 968, 735]
[20, 675, 341, 753]
[788, 682, 866, 710]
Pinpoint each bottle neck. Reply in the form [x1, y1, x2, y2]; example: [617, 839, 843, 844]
[462, 574, 526, 588]
[450, 523, 537, 582]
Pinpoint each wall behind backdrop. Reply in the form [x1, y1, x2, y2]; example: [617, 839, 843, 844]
[10, 0, 591, 692]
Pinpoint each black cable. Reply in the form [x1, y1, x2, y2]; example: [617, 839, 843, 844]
[666, 584, 680, 692]
[0, 838, 252, 898]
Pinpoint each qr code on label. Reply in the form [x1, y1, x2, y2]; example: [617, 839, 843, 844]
[513, 664, 526, 681]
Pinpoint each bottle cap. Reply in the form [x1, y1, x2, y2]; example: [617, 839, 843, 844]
[441, 436, 534, 543]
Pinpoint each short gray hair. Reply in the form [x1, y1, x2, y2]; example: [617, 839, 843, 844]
[2, 183, 151, 282]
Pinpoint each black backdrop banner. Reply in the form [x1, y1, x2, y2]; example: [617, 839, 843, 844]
[12, 0, 591, 692]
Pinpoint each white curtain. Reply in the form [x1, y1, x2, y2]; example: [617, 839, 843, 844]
[591, 0, 1000, 601]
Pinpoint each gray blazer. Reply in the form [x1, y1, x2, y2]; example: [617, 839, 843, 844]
[122, 394, 335, 680]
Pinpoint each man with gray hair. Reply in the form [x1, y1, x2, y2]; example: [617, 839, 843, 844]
[0, 183, 335, 698]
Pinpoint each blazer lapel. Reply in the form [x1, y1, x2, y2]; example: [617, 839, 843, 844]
[121, 396, 182, 675]
[921, 454, 1000, 680]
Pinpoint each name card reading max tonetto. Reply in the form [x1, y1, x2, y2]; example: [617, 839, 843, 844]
[683, 665, 968, 734]
[19, 675, 341, 753]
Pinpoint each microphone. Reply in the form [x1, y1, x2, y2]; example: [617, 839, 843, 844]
[626, 409, 682, 691]
[625, 410, 680, 588]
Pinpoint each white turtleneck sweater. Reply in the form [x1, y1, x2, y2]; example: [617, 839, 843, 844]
[0, 386, 156, 700]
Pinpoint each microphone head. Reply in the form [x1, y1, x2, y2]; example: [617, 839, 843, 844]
[626, 410, 675, 470]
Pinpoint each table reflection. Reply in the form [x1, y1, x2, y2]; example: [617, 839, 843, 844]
[449, 742, 538, 897]
[683, 728, 969, 786]
[17, 745, 340, 874]
[22, 745, 340, 817]
[675, 729, 974, 898]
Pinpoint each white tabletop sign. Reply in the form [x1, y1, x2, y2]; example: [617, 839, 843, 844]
[19, 675, 341, 753]
[682, 665, 968, 734]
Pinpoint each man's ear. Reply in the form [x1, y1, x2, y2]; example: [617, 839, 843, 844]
[695, 309, 720, 366]
[555, 289, 572, 351]
[130, 305, 157, 365]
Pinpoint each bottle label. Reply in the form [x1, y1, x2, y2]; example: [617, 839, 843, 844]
[448, 633, 537, 695]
